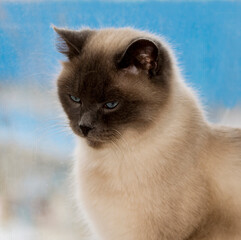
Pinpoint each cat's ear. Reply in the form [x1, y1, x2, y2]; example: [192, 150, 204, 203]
[53, 26, 92, 60]
[117, 38, 159, 76]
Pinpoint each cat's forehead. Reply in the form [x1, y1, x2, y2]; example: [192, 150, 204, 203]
[79, 68, 117, 102]
[84, 28, 147, 54]
[59, 28, 168, 102]
[66, 30, 137, 98]
[75, 53, 117, 100]
[62, 57, 152, 104]
[76, 28, 145, 74]
[60, 61, 114, 101]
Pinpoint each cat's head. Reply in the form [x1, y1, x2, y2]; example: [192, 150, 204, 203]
[54, 27, 174, 148]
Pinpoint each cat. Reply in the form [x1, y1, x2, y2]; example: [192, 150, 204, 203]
[54, 26, 241, 240]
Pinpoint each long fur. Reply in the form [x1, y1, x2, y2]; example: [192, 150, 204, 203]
[55, 27, 241, 240]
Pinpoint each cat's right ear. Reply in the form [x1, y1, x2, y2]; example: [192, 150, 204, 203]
[117, 38, 159, 77]
[53, 26, 93, 60]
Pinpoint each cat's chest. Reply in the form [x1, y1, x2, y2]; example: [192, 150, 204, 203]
[77, 156, 154, 205]
[76, 146, 163, 201]
[76, 158, 160, 240]
[75, 144, 174, 215]
[74, 146, 208, 240]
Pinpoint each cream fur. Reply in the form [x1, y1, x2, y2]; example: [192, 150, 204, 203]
[70, 30, 241, 240]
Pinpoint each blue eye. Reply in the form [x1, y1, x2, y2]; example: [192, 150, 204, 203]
[70, 95, 81, 103]
[104, 101, 119, 109]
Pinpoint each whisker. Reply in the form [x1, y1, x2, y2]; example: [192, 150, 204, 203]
[111, 128, 132, 156]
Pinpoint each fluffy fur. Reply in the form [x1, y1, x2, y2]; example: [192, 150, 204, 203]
[54, 27, 241, 240]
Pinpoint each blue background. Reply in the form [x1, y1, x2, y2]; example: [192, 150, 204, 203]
[0, 1, 241, 107]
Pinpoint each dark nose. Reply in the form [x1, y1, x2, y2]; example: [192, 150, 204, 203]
[79, 125, 93, 136]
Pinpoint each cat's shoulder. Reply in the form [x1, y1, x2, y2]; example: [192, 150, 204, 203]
[204, 124, 241, 176]
[210, 125, 241, 147]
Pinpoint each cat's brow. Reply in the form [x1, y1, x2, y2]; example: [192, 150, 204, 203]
[103, 89, 124, 99]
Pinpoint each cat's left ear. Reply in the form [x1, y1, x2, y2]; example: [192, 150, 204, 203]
[53, 26, 93, 60]
[117, 38, 159, 76]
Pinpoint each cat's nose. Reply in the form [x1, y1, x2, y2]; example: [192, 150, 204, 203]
[79, 125, 93, 136]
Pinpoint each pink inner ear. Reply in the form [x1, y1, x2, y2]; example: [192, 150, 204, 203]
[135, 45, 157, 70]
[136, 53, 153, 70]
[125, 65, 140, 75]
[118, 39, 158, 73]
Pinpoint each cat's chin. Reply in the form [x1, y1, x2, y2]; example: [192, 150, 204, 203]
[76, 129, 121, 148]
[85, 138, 107, 149]
[77, 134, 109, 148]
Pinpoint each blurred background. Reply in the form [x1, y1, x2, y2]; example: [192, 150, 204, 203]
[0, 1, 240, 239]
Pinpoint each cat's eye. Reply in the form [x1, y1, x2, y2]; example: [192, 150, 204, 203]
[69, 95, 81, 103]
[104, 101, 119, 109]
